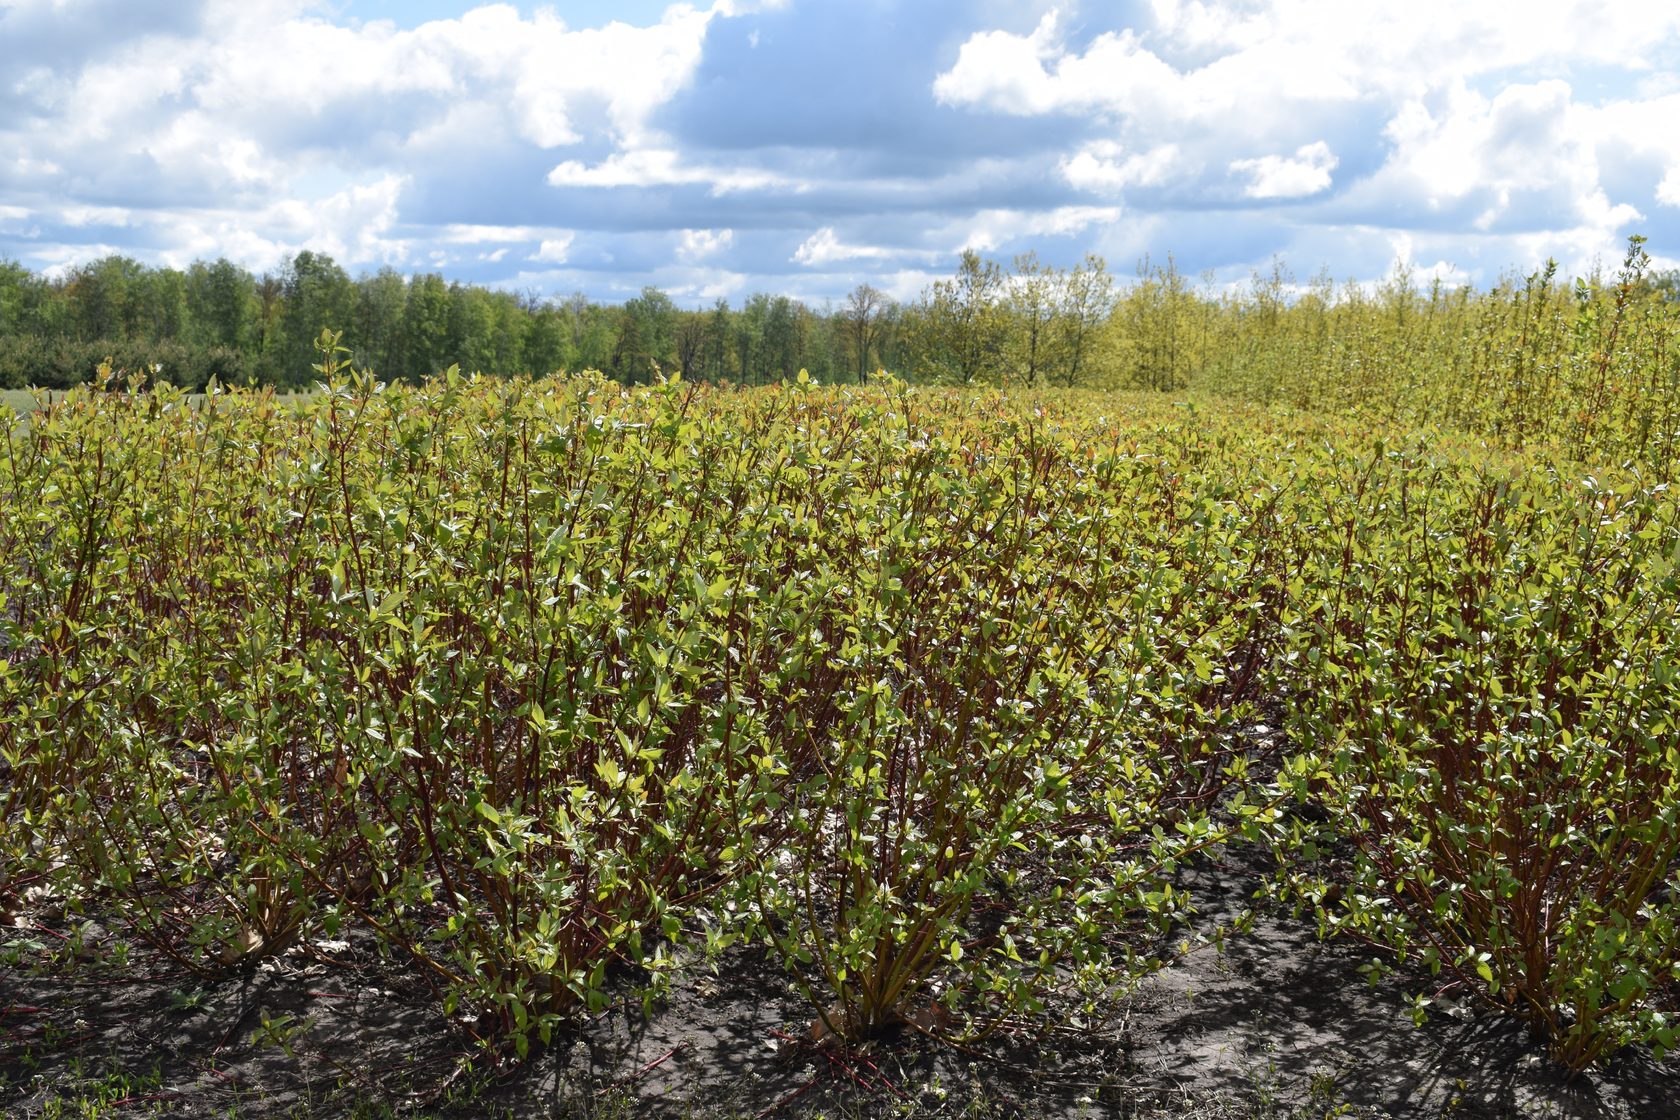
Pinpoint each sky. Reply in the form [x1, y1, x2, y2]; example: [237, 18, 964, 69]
[4, 0, 1680, 305]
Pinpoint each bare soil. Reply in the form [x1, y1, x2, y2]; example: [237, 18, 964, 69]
[4, 850, 1677, 1119]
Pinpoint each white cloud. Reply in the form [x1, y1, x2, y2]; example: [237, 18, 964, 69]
[879, 269, 943, 302]
[33, 243, 128, 280]
[931, 11, 1070, 116]
[665, 266, 750, 301]
[146, 113, 274, 191]
[956, 206, 1124, 253]
[1061, 141, 1181, 194]
[6, 171, 414, 275]
[60, 54, 192, 146]
[1659, 168, 1680, 208]
[933, 10, 1337, 125]
[180, 4, 716, 151]
[269, 173, 411, 262]
[793, 228, 897, 266]
[1358, 81, 1643, 237]
[938, 3, 1680, 123]
[60, 205, 135, 228]
[0, 205, 39, 239]
[10, 153, 61, 178]
[441, 224, 541, 244]
[1231, 141, 1338, 199]
[5, 1, 1680, 305]
[548, 148, 798, 194]
[0, 1, 728, 277]
[532, 234, 575, 264]
[677, 228, 734, 262]
[1146, 0, 1273, 51]
[1380, 232, 1471, 289]
[934, 4, 1680, 279]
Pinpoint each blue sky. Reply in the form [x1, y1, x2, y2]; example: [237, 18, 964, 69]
[3, 0, 1680, 305]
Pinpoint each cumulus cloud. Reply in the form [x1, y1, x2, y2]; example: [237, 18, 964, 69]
[956, 206, 1125, 253]
[792, 228, 897, 267]
[3, 2, 1680, 302]
[937, 2, 1680, 121]
[1061, 141, 1181, 195]
[1661, 169, 1680, 208]
[178, 3, 713, 151]
[441, 224, 543, 244]
[268, 174, 411, 263]
[677, 228, 734, 262]
[547, 148, 798, 194]
[1231, 142, 1338, 200]
[532, 235, 575, 264]
[878, 268, 944, 302]
[1340, 80, 1645, 242]
[932, 3, 1680, 281]
[0, 1, 726, 279]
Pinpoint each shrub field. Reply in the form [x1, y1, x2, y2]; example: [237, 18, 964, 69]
[3, 312, 1680, 1115]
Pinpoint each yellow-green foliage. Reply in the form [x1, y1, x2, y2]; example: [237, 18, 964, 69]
[2, 331, 1677, 1071]
[1266, 443, 1680, 1070]
[0, 359, 1283, 1051]
[1189, 238, 1680, 475]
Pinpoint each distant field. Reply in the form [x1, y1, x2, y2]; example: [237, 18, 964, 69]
[2, 388, 60, 413]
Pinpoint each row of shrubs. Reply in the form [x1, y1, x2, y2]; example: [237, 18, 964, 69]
[3, 360, 1677, 1071]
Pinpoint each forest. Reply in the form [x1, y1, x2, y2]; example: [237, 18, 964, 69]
[0, 249, 1114, 391]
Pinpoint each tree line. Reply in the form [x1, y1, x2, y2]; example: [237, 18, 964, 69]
[4, 242, 1677, 395]
[0, 248, 1139, 391]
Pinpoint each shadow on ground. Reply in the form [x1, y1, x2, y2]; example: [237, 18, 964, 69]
[4, 854, 1677, 1119]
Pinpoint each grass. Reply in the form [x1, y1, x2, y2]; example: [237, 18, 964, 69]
[2, 388, 54, 414]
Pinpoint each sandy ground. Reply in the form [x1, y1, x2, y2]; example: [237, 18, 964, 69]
[4, 851, 1677, 1119]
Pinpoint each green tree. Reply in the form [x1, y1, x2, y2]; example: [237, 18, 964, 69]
[277, 251, 354, 386]
[185, 258, 257, 353]
[251, 272, 286, 383]
[1004, 252, 1060, 387]
[735, 294, 769, 384]
[401, 273, 452, 378]
[522, 302, 574, 375]
[1111, 254, 1199, 391]
[1057, 254, 1116, 387]
[136, 267, 188, 343]
[0, 259, 48, 337]
[703, 297, 733, 381]
[674, 307, 706, 379]
[448, 282, 497, 373]
[354, 267, 408, 376]
[914, 250, 1008, 384]
[843, 283, 887, 384]
[63, 256, 147, 341]
[763, 295, 805, 381]
[619, 286, 677, 380]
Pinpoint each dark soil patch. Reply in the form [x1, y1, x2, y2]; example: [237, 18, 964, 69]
[4, 853, 1676, 1119]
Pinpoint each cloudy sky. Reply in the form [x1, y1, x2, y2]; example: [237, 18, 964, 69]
[4, 0, 1680, 305]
